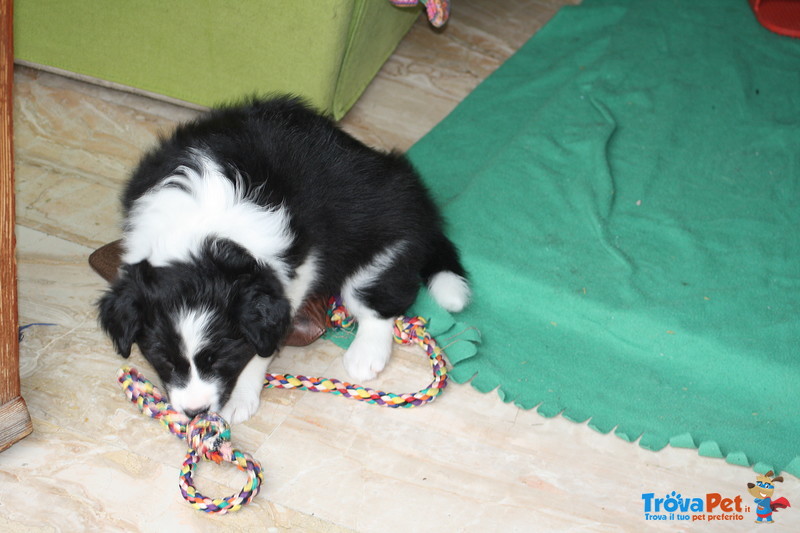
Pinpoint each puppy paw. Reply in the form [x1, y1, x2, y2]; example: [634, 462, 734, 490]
[343, 336, 392, 382]
[218, 355, 270, 424]
[219, 391, 262, 425]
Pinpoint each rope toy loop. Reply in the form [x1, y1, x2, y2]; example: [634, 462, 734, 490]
[117, 367, 264, 514]
[116, 296, 448, 514]
[179, 423, 263, 514]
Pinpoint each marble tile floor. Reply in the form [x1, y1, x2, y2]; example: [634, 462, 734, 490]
[3, 1, 798, 531]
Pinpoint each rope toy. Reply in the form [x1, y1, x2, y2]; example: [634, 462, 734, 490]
[117, 367, 263, 514]
[116, 296, 448, 514]
[265, 296, 447, 407]
[389, 0, 450, 28]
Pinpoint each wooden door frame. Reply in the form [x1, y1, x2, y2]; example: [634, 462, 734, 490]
[0, 0, 32, 453]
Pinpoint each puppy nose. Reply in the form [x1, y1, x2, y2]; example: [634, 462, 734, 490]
[183, 406, 210, 419]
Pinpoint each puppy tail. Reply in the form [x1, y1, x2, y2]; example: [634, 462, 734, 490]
[421, 233, 470, 313]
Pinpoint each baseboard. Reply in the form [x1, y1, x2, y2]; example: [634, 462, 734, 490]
[14, 59, 208, 112]
[0, 396, 33, 453]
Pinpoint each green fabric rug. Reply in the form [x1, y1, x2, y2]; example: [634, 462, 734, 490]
[404, 0, 800, 475]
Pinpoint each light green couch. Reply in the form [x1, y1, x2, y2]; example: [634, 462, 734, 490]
[14, 0, 419, 119]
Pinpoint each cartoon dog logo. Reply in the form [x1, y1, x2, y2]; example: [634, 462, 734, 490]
[747, 470, 791, 524]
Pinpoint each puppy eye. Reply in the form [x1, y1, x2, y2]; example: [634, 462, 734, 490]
[196, 350, 215, 366]
[139, 341, 173, 367]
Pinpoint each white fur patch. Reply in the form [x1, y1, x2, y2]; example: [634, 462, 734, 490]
[341, 241, 406, 319]
[427, 271, 471, 313]
[285, 251, 319, 312]
[176, 308, 211, 360]
[122, 149, 294, 283]
[219, 354, 270, 425]
[168, 308, 220, 416]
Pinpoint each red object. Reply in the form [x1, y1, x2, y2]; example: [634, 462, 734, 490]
[750, 0, 800, 38]
[771, 497, 791, 512]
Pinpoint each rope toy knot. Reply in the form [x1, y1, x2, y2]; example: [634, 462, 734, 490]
[393, 315, 429, 345]
[186, 413, 232, 464]
[327, 296, 355, 330]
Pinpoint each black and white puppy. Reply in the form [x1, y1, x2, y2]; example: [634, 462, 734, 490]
[98, 97, 469, 424]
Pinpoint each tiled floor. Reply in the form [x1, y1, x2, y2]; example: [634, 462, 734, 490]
[3, 1, 798, 531]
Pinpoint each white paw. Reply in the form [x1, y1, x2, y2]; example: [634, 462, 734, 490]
[343, 339, 392, 382]
[218, 354, 270, 424]
[219, 390, 262, 425]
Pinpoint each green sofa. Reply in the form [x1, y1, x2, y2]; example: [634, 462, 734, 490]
[14, 0, 419, 118]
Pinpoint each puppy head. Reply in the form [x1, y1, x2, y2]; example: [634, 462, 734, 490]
[97, 239, 291, 417]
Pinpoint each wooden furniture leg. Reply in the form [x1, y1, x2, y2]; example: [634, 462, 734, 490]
[0, 0, 32, 453]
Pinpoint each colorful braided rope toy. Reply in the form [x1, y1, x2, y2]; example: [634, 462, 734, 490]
[116, 296, 448, 514]
[390, 0, 451, 28]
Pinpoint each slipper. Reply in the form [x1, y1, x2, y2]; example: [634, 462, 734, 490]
[749, 0, 800, 38]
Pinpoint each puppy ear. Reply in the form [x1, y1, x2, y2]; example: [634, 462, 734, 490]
[97, 273, 142, 358]
[239, 282, 291, 358]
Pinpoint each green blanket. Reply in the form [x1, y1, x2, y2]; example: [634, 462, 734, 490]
[406, 0, 800, 475]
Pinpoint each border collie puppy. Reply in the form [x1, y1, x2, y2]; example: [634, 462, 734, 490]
[98, 97, 469, 424]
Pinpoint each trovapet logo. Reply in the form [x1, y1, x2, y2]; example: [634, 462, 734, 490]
[641, 491, 746, 522]
[642, 470, 792, 524]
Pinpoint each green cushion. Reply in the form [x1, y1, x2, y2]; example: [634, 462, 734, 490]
[13, 0, 418, 118]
